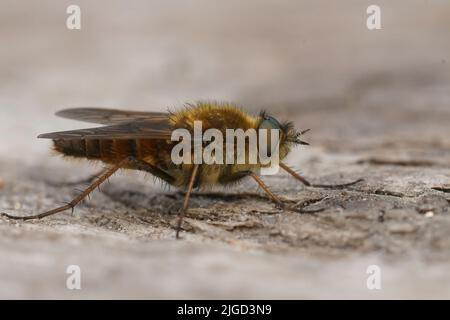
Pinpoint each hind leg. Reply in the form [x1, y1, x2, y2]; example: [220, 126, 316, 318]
[44, 170, 106, 187]
[2, 157, 132, 220]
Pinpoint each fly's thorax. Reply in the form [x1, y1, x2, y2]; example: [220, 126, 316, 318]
[169, 102, 259, 133]
[167, 102, 303, 176]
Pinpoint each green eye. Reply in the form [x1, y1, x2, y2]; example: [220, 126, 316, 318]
[259, 116, 281, 154]
[259, 116, 281, 130]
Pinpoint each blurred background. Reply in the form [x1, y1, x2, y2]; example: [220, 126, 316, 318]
[0, 0, 450, 299]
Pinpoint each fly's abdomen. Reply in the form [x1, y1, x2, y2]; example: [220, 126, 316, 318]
[53, 139, 90, 158]
[53, 139, 103, 159]
[53, 139, 138, 162]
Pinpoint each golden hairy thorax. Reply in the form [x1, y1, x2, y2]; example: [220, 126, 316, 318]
[169, 102, 259, 132]
[53, 102, 288, 188]
[166, 102, 263, 186]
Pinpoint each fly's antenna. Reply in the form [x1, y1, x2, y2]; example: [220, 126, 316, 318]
[296, 128, 311, 145]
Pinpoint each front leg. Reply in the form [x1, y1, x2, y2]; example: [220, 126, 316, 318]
[279, 162, 363, 189]
[249, 172, 285, 209]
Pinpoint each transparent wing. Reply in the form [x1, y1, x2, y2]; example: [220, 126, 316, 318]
[55, 108, 168, 125]
[39, 119, 172, 140]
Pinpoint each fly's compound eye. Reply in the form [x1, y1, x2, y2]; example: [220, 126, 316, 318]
[260, 115, 281, 130]
[259, 116, 281, 155]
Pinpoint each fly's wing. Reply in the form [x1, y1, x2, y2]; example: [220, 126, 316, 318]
[55, 108, 168, 125]
[38, 118, 173, 140]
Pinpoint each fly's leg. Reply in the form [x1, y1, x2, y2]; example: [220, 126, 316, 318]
[176, 165, 199, 239]
[250, 172, 331, 213]
[249, 172, 284, 209]
[45, 170, 106, 187]
[1, 157, 131, 221]
[279, 162, 363, 189]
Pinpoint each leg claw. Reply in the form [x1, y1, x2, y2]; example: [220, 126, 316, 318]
[275, 201, 286, 210]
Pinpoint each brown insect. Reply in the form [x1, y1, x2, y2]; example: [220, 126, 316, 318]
[2, 102, 362, 238]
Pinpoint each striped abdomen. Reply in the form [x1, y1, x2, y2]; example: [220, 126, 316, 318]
[53, 139, 154, 164]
